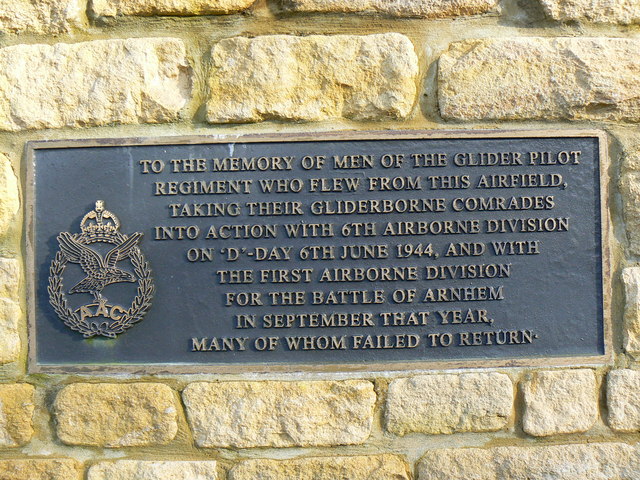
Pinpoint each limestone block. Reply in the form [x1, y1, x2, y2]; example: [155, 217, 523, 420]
[0, 38, 190, 131]
[0, 459, 82, 480]
[385, 373, 513, 435]
[607, 369, 640, 432]
[54, 383, 178, 447]
[539, 0, 640, 24]
[230, 455, 410, 480]
[622, 267, 640, 356]
[0, 256, 19, 364]
[88, 460, 218, 480]
[183, 380, 375, 448]
[0, 384, 34, 447]
[522, 369, 597, 436]
[0, 0, 82, 34]
[207, 34, 418, 123]
[0, 155, 19, 238]
[621, 151, 640, 259]
[0, 258, 19, 300]
[0, 298, 20, 364]
[418, 443, 640, 480]
[91, 0, 255, 17]
[281, 0, 498, 17]
[439, 37, 640, 122]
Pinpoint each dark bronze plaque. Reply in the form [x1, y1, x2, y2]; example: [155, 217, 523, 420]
[27, 131, 610, 372]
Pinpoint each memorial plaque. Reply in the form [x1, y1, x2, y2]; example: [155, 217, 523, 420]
[27, 131, 610, 373]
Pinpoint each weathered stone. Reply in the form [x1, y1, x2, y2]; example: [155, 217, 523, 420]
[522, 369, 597, 436]
[0, 155, 19, 238]
[439, 37, 640, 122]
[0, 38, 190, 131]
[0, 384, 34, 447]
[88, 460, 218, 480]
[418, 443, 640, 480]
[0, 258, 22, 364]
[183, 380, 375, 448]
[282, 0, 498, 17]
[230, 455, 409, 480]
[621, 267, 640, 356]
[0, 256, 19, 364]
[621, 151, 640, 260]
[0, 459, 82, 480]
[0, 0, 82, 34]
[207, 34, 418, 123]
[607, 369, 640, 432]
[539, 0, 640, 24]
[91, 0, 255, 17]
[0, 258, 19, 300]
[624, 148, 640, 171]
[0, 299, 20, 364]
[54, 383, 178, 447]
[385, 373, 512, 435]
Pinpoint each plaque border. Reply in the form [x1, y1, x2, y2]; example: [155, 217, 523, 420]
[25, 129, 613, 374]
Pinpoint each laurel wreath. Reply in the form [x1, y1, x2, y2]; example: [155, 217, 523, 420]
[47, 233, 154, 339]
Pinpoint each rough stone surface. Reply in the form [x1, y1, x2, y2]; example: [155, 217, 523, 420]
[88, 461, 218, 480]
[418, 443, 640, 480]
[539, 0, 640, 24]
[91, 0, 255, 17]
[0, 38, 189, 132]
[621, 151, 640, 261]
[282, 0, 498, 17]
[0, 155, 19, 238]
[385, 373, 513, 435]
[0, 257, 19, 300]
[183, 380, 375, 448]
[608, 369, 640, 432]
[439, 37, 640, 122]
[0, 256, 19, 364]
[0, 459, 82, 480]
[54, 383, 178, 447]
[0, 384, 34, 447]
[207, 34, 418, 123]
[230, 455, 410, 480]
[522, 369, 597, 436]
[621, 267, 640, 356]
[0, 0, 82, 34]
[0, 298, 20, 364]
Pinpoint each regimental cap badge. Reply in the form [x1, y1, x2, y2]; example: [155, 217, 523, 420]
[48, 201, 154, 338]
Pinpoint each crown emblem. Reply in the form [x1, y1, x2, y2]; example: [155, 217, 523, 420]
[48, 201, 154, 338]
[80, 200, 120, 240]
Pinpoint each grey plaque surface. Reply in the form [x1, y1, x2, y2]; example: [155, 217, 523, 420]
[27, 131, 609, 372]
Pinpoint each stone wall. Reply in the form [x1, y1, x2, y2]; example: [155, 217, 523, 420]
[0, 0, 639, 478]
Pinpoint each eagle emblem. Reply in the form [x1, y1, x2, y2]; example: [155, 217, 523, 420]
[48, 201, 154, 338]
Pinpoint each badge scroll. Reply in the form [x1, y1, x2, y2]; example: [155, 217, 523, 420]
[48, 201, 155, 338]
